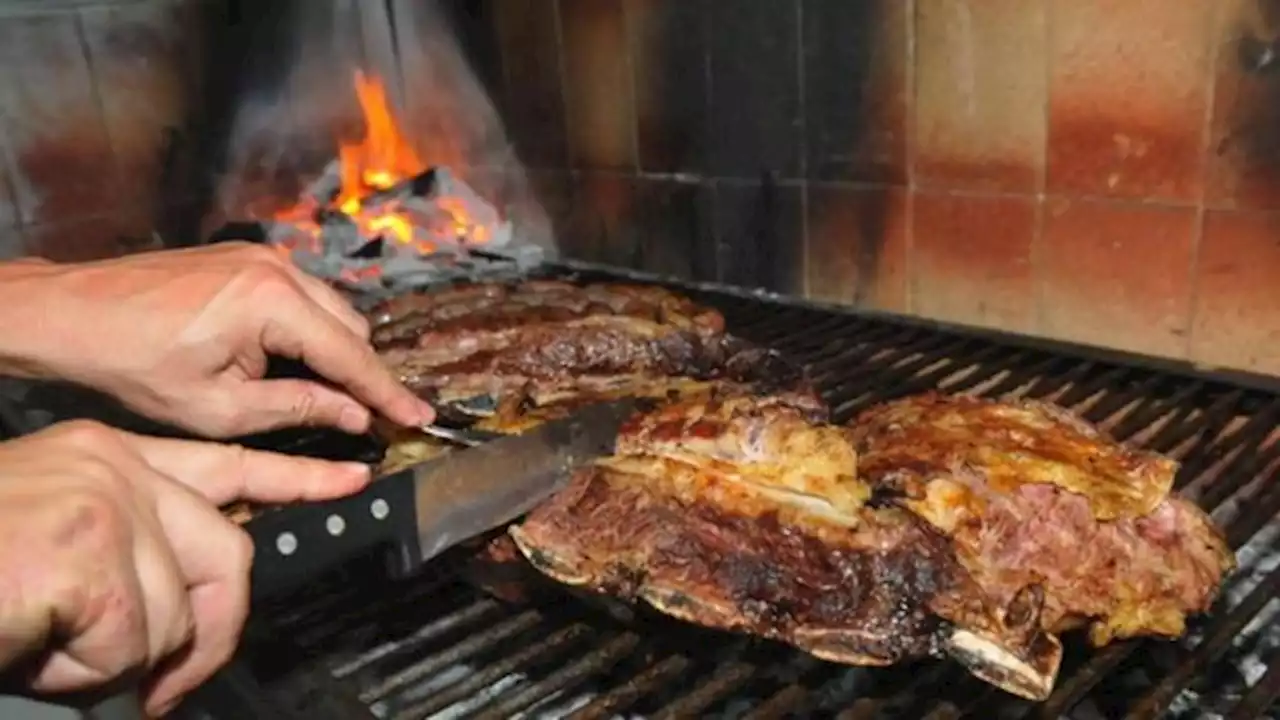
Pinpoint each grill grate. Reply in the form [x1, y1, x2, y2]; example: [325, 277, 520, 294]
[226, 278, 1280, 720]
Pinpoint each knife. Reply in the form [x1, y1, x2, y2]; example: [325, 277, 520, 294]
[245, 397, 646, 597]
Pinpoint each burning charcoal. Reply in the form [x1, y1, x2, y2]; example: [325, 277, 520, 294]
[302, 159, 343, 205]
[348, 238, 384, 259]
[356, 167, 438, 211]
[318, 221, 364, 258]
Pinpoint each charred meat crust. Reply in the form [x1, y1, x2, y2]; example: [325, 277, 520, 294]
[369, 280, 725, 349]
[514, 463, 957, 664]
[508, 386, 1064, 701]
[511, 461, 1061, 699]
[384, 327, 806, 393]
[369, 280, 813, 424]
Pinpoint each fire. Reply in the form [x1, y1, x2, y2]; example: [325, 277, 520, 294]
[335, 71, 424, 217]
[272, 70, 495, 253]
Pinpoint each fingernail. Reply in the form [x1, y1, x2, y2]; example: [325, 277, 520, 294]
[340, 462, 373, 483]
[338, 405, 370, 433]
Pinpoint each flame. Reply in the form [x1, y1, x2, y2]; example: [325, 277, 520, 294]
[335, 70, 425, 215]
[273, 70, 492, 252]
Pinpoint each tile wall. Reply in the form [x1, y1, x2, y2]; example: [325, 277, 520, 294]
[0, 0, 1274, 376]
[482, 0, 1280, 376]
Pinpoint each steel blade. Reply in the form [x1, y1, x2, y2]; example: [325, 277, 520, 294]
[405, 398, 644, 561]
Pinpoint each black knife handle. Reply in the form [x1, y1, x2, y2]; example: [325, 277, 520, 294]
[245, 471, 421, 599]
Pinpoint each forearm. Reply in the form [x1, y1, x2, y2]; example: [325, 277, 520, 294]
[0, 258, 85, 381]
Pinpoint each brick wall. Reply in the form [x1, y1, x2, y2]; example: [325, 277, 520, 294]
[0, 0, 204, 261]
[0, 0, 1273, 376]
[482, 0, 1280, 377]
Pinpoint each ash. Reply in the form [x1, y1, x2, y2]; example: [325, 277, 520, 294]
[269, 162, 549, 295]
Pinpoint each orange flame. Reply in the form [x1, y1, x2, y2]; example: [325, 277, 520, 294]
[335, 71, 425, 217]
[273, 70, 492, 253]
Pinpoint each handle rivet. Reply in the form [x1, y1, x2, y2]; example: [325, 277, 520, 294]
[326, 514, 347, 536]
[370, 498, 390, 520]
[276, 532, 298, 556]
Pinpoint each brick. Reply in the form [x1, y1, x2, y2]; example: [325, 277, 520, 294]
[1190, 209, 1280, 375]
[491, 0, 569, 169]
[81, 1, 196, 210]
[627, 0, 709, 174]
[1047, 0, 1215, 202]
[706, 0, 801, 179]
[0, 13, 118, 226]
[1040, 198, 1195, 358]
[804, 0, 910, 183]
[559, 0, 637, 172]
[805, 183, 908, 312]
[915, 0, 1047, 193]
[712, 180, 804, 293]
[911, 190, 1036, 332]
[1205, 0, 1280, 209]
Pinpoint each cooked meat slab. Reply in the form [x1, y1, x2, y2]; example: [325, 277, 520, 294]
[369, 280, 724, 346]
[510, 391, 1062, 700]
[850, 392, 1235, 646]
[367, 280, 804, 417]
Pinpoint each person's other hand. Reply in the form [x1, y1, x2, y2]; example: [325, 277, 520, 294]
[0, 243, 434, 438]
[0, 420, 372, 716]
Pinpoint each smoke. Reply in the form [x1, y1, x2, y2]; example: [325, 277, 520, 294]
[210, 0, 554, 256]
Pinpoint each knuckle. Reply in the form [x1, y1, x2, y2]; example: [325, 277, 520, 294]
[93, 583, 150, 671]
[289, 385, 322, 423]
[54, 486, 128, 552]
[201, 389, 258, 438]
[205, 403, 248, 439]
[54, 419, 119, 450]
[237, 242, 285, 266]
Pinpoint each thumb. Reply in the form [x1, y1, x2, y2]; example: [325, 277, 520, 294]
[118, 431, 373, 507]
[231, 378, 373, 435]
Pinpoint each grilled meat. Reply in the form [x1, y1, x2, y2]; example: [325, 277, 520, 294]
[509, 392, 1062, 700]
[368, 280, 805, 417]
[850, 392, 1235, 646]
[369, 280, 724, 345]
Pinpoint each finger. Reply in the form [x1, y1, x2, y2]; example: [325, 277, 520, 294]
[260, 301, 433, 427]
[142, 480, 253, 716]
[289, 270, 371, 339]
[118, 432, 372, 507]
[222, 378, 373, 435]
[22, 473, 190, 693]
[128, 508, 196, 668]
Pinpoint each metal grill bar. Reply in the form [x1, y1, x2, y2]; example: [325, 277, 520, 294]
[239, 279, 1280, 720]
[1228, 654, 1280, 720]
[470, 631, 641, 720]
[564, 654, 692, 720]
[1124, 552, 1280, 719]
[651, 659, 756, 719]
[391, 623, 593, 719]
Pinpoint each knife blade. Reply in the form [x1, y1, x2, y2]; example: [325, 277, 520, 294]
[407, 397, 644, 562]
[246, 397, 646, 597]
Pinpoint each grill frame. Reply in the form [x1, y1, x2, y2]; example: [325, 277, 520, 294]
[157, 265, 1280, 718]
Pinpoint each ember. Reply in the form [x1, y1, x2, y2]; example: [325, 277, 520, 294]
[265, 71, 544, 293]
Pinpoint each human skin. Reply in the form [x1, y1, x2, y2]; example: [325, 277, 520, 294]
[0, 420, 375, 716]
[0, 241, 434, 438]
[0, 242, 432, 716]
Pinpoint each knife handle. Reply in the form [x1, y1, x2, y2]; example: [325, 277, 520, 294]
[245, 471, 420, 598]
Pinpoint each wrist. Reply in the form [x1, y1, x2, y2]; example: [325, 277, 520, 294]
[0, 259, 83, 381]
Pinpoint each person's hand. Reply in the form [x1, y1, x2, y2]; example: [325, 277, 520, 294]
[0, 419, 372, 716]
[0, 243, 434, 438]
